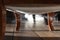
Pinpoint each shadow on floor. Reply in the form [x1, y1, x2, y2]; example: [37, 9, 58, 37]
[5, 36, 60, 40]
[5, 36, 42, 40]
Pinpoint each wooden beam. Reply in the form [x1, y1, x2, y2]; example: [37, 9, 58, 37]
[0, 0, 6, 40]
[14, 13, 20, 31]
[4, 0, 60, 5]
[47, 13, 54, 31]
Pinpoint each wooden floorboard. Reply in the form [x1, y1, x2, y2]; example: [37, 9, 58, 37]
[5, 18, 60, 40]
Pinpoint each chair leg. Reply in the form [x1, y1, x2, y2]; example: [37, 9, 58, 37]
[14, 13, 20, 31]
[47, 13, 54, 31]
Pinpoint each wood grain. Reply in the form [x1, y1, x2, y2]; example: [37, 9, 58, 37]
[0, 0, 6, 40]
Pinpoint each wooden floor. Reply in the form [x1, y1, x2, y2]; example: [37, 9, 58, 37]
[5, 18, 60, 40]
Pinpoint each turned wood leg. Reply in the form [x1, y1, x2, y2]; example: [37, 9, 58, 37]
[15, 13, 20, 31]
[47, 13, 54, 31]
